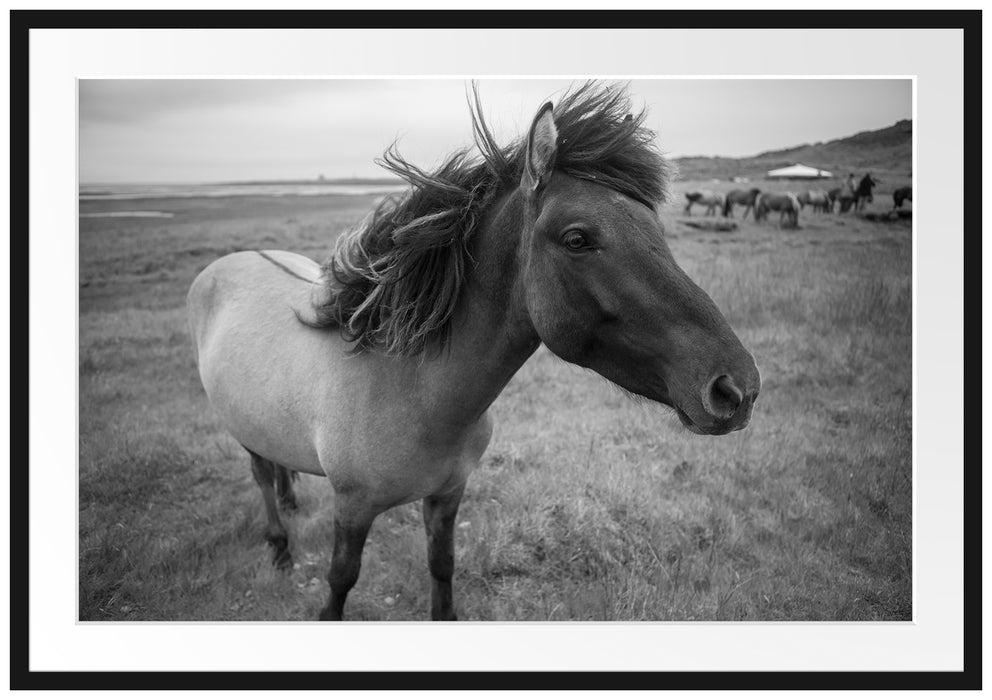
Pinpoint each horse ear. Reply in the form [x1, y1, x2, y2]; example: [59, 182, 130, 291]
[522, 102, 557, 192]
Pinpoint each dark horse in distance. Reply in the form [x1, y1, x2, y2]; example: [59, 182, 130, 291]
[892, 186, 912, 209]
[855, 173, 879, 211]
[723, 188, 761, 219]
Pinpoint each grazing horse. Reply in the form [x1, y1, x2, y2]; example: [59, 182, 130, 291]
[829, 186, 856, 213]
[187, 83, 760, 621]
[683, 190, 726, 216]
[723, 188, 761, 219]
[755, 192, 800, 228]
[892, 186, 912, 209]
[796, 189, 831, 214]
[826, 187, 843, 213]
[855, 173, 879, 211]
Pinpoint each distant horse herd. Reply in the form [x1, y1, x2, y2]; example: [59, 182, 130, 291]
[683, 173, 911, 229]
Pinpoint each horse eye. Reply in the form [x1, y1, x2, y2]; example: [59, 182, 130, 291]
[562, 230, 588, 250]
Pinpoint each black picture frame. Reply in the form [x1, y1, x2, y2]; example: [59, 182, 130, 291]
[10, 7, 981, 691]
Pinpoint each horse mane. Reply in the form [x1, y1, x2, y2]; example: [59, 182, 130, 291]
[307, 81, 672, 355]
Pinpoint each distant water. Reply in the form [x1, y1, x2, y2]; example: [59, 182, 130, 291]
[80, 211, 174, 219]
[79, 182, 407, 201]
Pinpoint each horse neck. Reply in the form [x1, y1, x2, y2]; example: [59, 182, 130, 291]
[419, 187, 539, 427]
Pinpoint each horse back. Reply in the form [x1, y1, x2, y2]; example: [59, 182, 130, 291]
[187, 250, 321, 361]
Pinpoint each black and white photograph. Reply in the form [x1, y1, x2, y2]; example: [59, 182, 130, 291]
[78, 77, 914, 623]
[13, 9, 979, 686]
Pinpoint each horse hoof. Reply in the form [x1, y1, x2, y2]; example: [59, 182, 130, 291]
[264, 533, 293, 570]
[318, 607, 342, 621]
[272, 548, 294, 571]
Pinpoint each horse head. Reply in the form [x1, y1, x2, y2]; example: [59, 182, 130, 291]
[508, 95, 760, 435]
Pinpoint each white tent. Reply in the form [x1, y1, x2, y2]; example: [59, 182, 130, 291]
[765, 163, 833, 180]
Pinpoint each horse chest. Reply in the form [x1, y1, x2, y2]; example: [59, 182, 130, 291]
[316, 410, 492, 506]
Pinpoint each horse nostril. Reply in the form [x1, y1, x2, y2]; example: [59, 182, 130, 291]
[704, 374, 744, 420]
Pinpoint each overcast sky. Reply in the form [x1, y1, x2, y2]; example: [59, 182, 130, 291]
[79, 78, 911, 184]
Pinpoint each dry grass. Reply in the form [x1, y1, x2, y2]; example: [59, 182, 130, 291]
[79, 186, 912, 621]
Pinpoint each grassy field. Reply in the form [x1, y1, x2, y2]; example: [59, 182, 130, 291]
[79, 179, 912, 621]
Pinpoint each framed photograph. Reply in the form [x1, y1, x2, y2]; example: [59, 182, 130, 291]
[11, 6, 980, 691]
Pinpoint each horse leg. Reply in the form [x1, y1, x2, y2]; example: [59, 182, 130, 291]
[275, 465, 298, 512]
[318, 495, 376, 621]
[422, 485, 466, 621]
[248, 450, 293, 570]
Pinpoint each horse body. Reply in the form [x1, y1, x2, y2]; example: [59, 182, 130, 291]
[189, 250, 494, 501]
[797, 189, 830, 213]
[187, 84, 760, 621]
[684, 189, 725, 216]
[723, 188, 760, 219]
[755, 192, 800, 227]
[827, 187, 844, 212]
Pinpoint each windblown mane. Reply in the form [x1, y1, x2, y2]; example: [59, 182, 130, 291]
[307, 81, 672, 355]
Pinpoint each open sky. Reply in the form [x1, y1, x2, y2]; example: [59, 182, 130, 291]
[79, 78, 911, 184]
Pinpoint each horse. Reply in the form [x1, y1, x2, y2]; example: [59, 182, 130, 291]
[186, 83, 761, 621]
[826, 187, 843, 213]
[754, 192, 800, 228]
[855, 173, 879, 211]
[683, 189, 726, 216]
[892, 186, 912, 209]
[796, 189, 831, 214]
[829, 186, 858, 213]
[722, 188, 761, 219]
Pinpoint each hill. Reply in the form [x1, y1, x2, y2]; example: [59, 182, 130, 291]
[674, 120, 912, 182]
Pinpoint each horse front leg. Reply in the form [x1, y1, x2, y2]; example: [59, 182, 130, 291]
[318, 495, 376, 621]
[422, 484, 465, 621]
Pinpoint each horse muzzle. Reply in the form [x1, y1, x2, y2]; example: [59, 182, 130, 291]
[675, 370, 759, 436]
